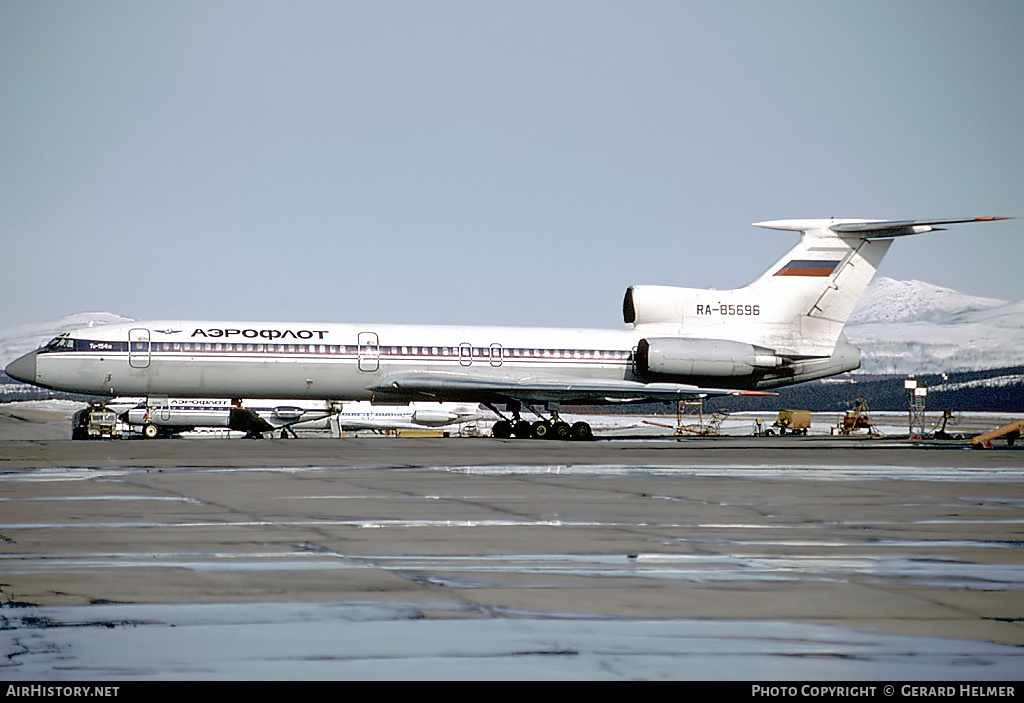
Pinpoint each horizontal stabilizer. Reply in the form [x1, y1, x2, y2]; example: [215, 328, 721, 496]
[754, 217, 1011, 238]
[829, 217, 1011, 238]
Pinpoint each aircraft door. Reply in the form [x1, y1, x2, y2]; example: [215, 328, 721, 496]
[358, 332, 379, 372]
[149, 397, 170, 422]
[129, 328, 151, 369]
[459, 343, 472, 367]
[490, 343, 503, 367]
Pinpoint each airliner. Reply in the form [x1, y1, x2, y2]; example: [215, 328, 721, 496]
[99, 398, 483, 439]
[6, 217, 1006, 440]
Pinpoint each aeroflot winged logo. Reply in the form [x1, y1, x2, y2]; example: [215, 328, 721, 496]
[191, 327, 330, 340]
[774, 259, 842, 277]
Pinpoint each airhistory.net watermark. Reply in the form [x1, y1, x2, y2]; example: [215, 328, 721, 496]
[6, 687, 119, 698]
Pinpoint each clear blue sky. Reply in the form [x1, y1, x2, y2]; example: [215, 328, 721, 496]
[2, 0, 1021, 331]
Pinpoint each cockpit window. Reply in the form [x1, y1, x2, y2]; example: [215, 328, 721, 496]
[43, 335, 74, 351]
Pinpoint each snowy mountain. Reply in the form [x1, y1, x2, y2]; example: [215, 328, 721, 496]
[847, 278, 1008, 325]
[846, 278, 1024, 374]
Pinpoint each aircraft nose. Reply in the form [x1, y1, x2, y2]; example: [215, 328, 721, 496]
[5, 351, 37, 384]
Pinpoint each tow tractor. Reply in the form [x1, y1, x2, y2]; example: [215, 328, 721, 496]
[71, 404, 123, 440]
[752, 410, 810, 436]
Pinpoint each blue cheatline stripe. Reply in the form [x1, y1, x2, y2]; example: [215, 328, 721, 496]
[50, 342, 634, 362]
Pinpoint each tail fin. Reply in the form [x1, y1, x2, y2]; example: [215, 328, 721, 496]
[625, 217, 1008, 357]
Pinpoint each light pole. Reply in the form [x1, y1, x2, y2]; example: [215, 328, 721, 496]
[904, 378, 927, 437]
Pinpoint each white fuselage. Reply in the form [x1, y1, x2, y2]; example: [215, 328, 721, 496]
[32, 321, 646, 400]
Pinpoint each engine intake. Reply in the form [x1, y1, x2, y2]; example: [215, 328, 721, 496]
[623, 286, 688, 326]
[636, 337, 782, 377]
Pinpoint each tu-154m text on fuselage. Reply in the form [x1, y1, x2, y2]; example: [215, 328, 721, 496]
[6, 217, 1007, 440]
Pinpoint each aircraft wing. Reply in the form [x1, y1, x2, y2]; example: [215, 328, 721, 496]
[370, 370, 771, 405]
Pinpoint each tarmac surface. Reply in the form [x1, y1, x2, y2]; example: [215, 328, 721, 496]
[1, 403, 1023, 679]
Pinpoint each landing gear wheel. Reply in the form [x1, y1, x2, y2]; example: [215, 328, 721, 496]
[551, 421, 571, 440]
[570, 421, 593, 441]
[142, 423, 159, 440]
[513, 420, 533, 438]
[532, 421, 552, 439]
[492, 420, 513, 439]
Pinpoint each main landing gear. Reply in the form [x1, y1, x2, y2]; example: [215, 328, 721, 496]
[488, 402, 594, 441]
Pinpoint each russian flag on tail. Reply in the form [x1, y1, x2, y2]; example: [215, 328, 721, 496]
[774, 259, 842, 277]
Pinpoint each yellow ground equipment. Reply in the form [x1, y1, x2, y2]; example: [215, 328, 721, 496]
[834, 398, 875, 435]
[971, 417, 1024, 449]
[773, 409, 810, 436]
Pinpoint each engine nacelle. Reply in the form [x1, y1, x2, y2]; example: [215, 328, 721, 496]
[412, 409, 457, 426]
[636, 337, 783, 377]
